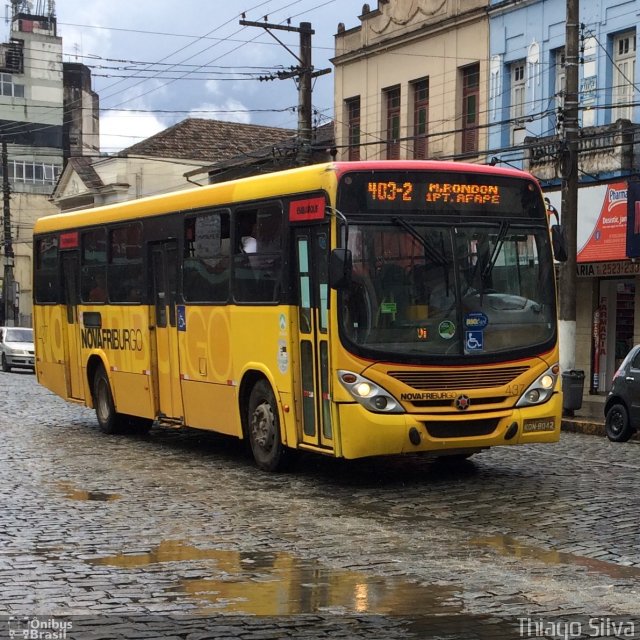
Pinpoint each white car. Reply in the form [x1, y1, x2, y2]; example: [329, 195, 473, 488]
[0, 326, 35, 372]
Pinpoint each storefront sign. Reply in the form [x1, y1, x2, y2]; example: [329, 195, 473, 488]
[546, 182, 628, 263]
[577, 182, 627, 261]
[626, 182, 640, 258]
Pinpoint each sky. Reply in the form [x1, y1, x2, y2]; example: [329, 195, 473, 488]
[35, 0, 367, 153]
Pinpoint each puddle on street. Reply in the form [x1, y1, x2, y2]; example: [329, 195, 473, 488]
[57, 481, 121, 502]
[88, 540, 462, 616]
[472, 534, 640, 579]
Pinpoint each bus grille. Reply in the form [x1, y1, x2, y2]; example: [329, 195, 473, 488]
[409, 396, 507, 409]
[389, 366, 529, 390]
[424, 419, 499, 438]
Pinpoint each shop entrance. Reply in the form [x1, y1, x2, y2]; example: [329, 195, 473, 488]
[614, 281, 635, 371]
[594, 279, 635, 392]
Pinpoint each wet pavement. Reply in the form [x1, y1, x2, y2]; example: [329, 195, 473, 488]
[1, 371, 640, 639]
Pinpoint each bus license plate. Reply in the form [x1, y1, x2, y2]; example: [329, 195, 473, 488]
[523, 419, 555, 433]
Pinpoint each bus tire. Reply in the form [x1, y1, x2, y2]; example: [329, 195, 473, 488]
[247, 380, 291, 472]
[93, 366, 125, 434]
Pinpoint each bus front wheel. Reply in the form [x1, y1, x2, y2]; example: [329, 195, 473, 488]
[93, 366, 124, 434]
[247, 380, 291, 472]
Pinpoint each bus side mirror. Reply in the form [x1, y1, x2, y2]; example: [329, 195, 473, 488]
[551, 225, 568, 262]
[329, 249, 353, 289]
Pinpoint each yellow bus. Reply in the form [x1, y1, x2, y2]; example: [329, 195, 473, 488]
[33, 160, 564, 471]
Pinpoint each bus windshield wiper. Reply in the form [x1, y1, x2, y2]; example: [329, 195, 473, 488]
[393, 217, 448, 267]
[481, 220, 510, 283]
[393, 217, 450, 297]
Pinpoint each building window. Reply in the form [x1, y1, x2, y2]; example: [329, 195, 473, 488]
[553, 48, 565, 121]
[511, 61, 526, 144]
[6, 161, 60, 184]
[511, 61, 525, 123]
[345, 97, 360, 161]
[461, 64, 479, 154]
[0, 72, 23, 97]
[581, 38, 597, 127]
[384, 86, 401, 160]
[613, 30, 636, 121]
[412, 78, 429, 159]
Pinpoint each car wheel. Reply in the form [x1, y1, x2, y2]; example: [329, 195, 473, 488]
[1, 354, 10, 372]
[93, 366, 125, 434]
[247, 380, 293, 472]
[605, 403, 634, 442]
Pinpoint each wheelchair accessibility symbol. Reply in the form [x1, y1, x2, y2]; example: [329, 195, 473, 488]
[177, 305, 187, 332]
[465, 330, 483, 351]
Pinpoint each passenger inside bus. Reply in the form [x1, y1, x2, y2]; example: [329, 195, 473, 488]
[239, 217, 257, 254]
[89, 273, 107, 302]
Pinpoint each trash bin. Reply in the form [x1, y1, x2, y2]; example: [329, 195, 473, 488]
[562, 369, 585, 414]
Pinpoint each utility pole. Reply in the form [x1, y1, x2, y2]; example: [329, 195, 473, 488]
[1, 138, 14, 326]
[239, 18, 330, 165]
[558, 0, 579, 371]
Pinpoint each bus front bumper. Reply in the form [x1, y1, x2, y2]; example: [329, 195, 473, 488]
[337, 396, 562, 460]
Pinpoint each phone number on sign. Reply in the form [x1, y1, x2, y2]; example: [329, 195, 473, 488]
[577, 261, 640, 277]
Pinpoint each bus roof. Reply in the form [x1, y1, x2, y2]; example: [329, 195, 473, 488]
[34, 160, 537, 234]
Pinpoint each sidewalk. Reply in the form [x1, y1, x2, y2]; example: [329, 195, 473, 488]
[561, 392, 607, 437]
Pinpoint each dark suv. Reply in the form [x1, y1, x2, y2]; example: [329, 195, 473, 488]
[605, 345, 640, 442]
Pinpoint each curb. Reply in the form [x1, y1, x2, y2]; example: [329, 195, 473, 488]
[561, 418, 605, 437]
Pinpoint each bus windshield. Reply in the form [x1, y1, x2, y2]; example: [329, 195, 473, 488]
[337, 214, 556, 363]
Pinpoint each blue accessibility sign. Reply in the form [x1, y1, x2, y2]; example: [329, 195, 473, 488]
[465, 330, 484, 351]
[177, 305, 186, 332]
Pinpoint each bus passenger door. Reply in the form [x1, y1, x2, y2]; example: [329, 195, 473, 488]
[150, 241, 183, 421]
[61, 251, 84, 399]
[294, 227, 333, 450]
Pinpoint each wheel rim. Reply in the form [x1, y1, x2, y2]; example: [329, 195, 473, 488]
[250, 401, 276, 452]
[96, 378, 110, 423]
[609, 409, 624, 436]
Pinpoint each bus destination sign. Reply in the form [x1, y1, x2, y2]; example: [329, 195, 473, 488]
[338, 171, 543, 218]
[367, 181, 501, 206]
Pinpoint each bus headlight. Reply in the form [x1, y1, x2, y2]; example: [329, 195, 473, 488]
[338, 370, 404, 414]
[515, 366, 558, 407]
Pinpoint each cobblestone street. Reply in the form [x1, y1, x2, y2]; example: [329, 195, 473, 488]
[1, 371, 640, 639]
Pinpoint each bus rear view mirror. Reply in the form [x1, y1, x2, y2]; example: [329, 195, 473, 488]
[551, 225, 568, 262]
[329, 249, 353, 289]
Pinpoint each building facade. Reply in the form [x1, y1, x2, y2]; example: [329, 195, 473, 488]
[488, 0, 640, 392]
[0, 3, 98, 325]
[333, 0, 490, 162]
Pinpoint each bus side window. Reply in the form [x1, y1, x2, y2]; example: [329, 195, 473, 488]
[233, 204, 282, 303]
[34, 236, 60, 304]
[81, 228, 107, 303]
[183, 211, 230, 303]
[108, 223, 143, 303]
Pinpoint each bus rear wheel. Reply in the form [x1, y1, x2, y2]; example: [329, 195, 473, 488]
[93, 366, 125, 434]
[247, 380, 291, 472]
